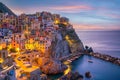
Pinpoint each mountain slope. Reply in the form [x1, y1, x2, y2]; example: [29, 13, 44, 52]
[0, 2, 16, 15]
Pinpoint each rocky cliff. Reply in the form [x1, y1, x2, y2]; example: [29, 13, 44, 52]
[51, 24, 84, 59]
[37, 57, 67, 74]
[37, 25, 84, 74]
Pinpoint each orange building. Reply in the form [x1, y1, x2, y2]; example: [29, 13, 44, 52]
[0, 40, 6, 50]
[11, 33, 25, 50]
[11, 40, 20, 49]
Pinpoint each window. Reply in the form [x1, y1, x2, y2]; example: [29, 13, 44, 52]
[0, 52, 1, 58]
[3, 52, 6, 59]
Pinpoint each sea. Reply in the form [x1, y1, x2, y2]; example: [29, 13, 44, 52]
[76, 31, 120, 58]
[50, 31, 120, 80]
[72, 31, 120, 80]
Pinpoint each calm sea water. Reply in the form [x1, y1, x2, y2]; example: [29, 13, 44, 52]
[71, 31, 120, 80]
[76, 31, 120, 58]
[72, 55, 120, 80]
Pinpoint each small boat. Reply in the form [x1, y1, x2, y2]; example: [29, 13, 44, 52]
[88, 60, 93, 63]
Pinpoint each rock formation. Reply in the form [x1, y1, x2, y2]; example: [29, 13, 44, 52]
[59, 72, 83, 80]
[51, 25, 84, 59]
[36, 57, 67, 74]
[38, 22, 84, 74]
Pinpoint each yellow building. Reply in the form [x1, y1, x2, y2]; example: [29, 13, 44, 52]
[25, 38, 35, 50]
[0, 40, 7, 50]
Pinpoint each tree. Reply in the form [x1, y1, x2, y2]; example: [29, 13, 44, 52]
[85, 45, 89, 50]
[10, 48, 17, 53]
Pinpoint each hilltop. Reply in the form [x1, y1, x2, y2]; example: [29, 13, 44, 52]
[0, 2, 15, 15]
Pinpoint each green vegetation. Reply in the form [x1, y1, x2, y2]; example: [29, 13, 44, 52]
[10, 48, 17, 52]
[58, 23, 67, 28]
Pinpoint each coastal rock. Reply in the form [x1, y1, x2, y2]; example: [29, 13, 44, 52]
[61, 28, 84, 53]
[40, 74, 48, 80]
[85, 71, 92, 78]
[52, 40, 70, 58]
[37, 57, 67, 74]
[59, 72, 83, 80]
[51, 28, 84, 59]
[85, 46, 94, 53]
[86, 52, 120, 66]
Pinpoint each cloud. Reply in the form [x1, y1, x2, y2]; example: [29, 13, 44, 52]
[8, 6, 26, 15]
[11, 8, 25, 15]
[10, 4, 93, 14]
[73, 23, 120, 31]
[49, 5, 93, 13]
[95, 7, 120, 19]
[102, 13, 120, 19]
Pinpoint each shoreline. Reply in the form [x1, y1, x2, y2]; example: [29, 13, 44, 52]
[85, 52, 120, 66]
[62, 52, 120, 66]
[60, 52, 83, 62]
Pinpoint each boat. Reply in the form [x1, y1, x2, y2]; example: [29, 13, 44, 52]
[88, 60, 93, 63]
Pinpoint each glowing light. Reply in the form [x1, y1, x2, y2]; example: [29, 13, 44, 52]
[8, 54, 11, 57]
[0, 46, 2, 50]
[16, 48, 20, 52]
[65, 35, 69, 40]
[65, 35, 72, 45]
[25, 44, 34, 50]
[34, 42, 39, 49]
[63, 22, 68, 25]
[7, 44, 12, 51]
[24, 39, 47, 53]
[24, 31, 30, 35]
[0, 58, 4, 63]
[55, 20, 59, 24]
[64, 61, 71, 75]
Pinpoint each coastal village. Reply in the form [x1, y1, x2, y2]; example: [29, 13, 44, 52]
[0, 10, 76, 79]
[0, 11, 72, 53]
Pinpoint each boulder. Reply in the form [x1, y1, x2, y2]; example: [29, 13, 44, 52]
[59, 72, 83, 80]
[85, 71, 92, 78]
[40, 74, 47, 80]
[37, 57, 67, 74]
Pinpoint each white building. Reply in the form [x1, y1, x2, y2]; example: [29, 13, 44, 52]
[31, 21, 41, 30]
[39, 36, 52, 51]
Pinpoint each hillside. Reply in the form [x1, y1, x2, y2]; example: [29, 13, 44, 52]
[0, 2, 15, 15]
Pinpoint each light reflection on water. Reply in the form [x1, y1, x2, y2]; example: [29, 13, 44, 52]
[48, 61, 72, 80]
[63, 61, 72, 75]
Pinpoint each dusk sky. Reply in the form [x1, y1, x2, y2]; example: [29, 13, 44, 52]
[0, 0, 120, 31]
